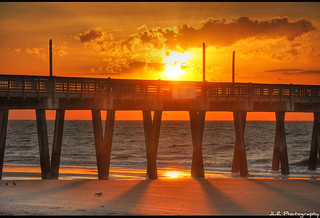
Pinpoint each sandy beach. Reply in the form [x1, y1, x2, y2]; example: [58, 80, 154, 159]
[0, 178, 319, 216]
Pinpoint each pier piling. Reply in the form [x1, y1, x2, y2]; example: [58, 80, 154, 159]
[189, 110, 206, 178]
[50, 109, 65, 179]
[272, 112, 289, 175]
[35, 110, 65, 179]
[92, 109, 115, 180]
[308, 112, 320, 170]
[143, 110, 162, 180]
[0, 110, 9, 180]
[36, 109, 52, 180]
[232, 112, 248, 177]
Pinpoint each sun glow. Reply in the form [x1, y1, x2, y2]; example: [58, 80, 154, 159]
[163, 51, 191, 79]
[165, 171, 181, 178]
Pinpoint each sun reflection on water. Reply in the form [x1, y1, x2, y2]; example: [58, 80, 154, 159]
[164, 171, 181, 178]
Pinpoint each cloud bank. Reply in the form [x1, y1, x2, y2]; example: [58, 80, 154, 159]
[74, 16, 316, 75]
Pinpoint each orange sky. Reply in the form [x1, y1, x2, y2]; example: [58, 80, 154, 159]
[1, 2, 320, 121]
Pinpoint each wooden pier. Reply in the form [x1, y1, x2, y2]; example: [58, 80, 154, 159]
[0, 74, 320, 179]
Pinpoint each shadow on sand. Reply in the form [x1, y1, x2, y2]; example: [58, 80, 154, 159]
[197, 179, 249, 215]
[90, 180, 151, 214]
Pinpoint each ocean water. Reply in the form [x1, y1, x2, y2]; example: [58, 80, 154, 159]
[2, 120, 320, 180]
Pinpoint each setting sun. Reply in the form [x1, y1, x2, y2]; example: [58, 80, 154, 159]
[164, 171, 181, 178]
[163, 51, 191, 79]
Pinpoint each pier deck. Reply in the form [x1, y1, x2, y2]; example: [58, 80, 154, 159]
[0, 74, 319, 111]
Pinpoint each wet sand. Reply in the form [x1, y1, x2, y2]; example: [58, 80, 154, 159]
[0, 178, 319, 216]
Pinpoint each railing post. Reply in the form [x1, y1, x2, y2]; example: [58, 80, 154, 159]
[7, 78, 10, 100]
[269, 86, 273, 103]
[157, 79, 161, 108]
[290, 83, 294, 111]
[21, 76, 26, 100]
[37, 77, 41, 100]
[279, 85, 282, 103]
[259, 86, 263, 104]
[81, 79, 84, 100]
[249, 82, 252, 109]
[107, 77, 111, 93]
[53, 76, 56, 99]
[67, 79, 69, 101]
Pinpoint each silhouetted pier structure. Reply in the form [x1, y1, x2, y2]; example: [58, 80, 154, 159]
[0, 74, 319, 180]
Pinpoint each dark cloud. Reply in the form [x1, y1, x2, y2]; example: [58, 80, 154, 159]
[265, 68, 303, 73]
[265, 68, 320, 75]
[76, 16, 316, 52]
[297, 70, 320, 75]
[75, 27, 104, 43]
[133, 16, 316, 49]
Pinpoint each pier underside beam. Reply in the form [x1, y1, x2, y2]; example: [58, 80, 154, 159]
[308, 112, 320, 170]
[0, 110, 9, 180]
[272, 112, 289, 175]
[189, 110, 206, 178]
[232, 111, 248, 177]
[92, 109, 115, 180]
[143, 110, 162, 180]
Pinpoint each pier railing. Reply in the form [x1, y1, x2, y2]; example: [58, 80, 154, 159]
[0, 75, 320, 103]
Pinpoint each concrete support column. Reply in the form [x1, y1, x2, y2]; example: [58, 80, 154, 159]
[104, 109, 115, 178]
[308, 112, 320, 170]
[50, 109, 65, 179]
[0, 110, 9, 180]
[272, 112, 289, 175]
[189, 110, 206, 178]
[92, 109, 115, 180]
[232, 111, 248, 177]
[36, 109, 51, 180]
[143, 110, 162, 180]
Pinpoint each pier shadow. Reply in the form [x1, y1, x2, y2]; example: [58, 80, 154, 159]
[247, 179, 320, 211]
[197, 179, 249, 215]
[4, 180, 89, 202]
[90, 180, 151, 214]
